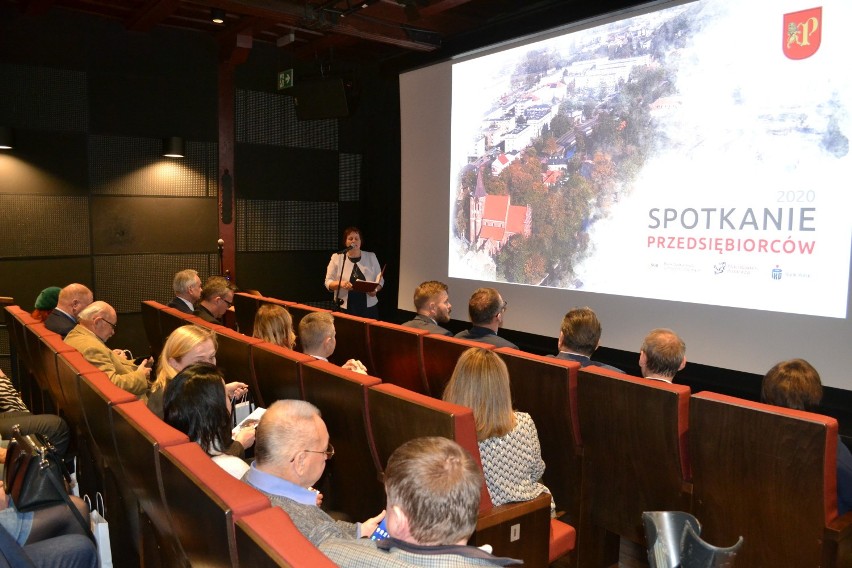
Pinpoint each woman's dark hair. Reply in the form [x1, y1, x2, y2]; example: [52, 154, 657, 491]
[342, 226, 361, 245]
[761, 358, 823, 411]
[163, 363, 231, 455]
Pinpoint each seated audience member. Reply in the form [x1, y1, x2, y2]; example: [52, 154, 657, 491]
[401, 281, 453, 336]
[252, 304, 296, 349]
[0, 369, 71, 458]
[168, 269, 202, 314]
[761, 359, 852, 516]
[0, 524, 97, 568]
[242, 399, 384, 546]
[147, 325, 248, 419]
[64, 301, 151, 398]
[194, 276, 236, 326]
[44, 284, 93, 338]
[455, 287, 518, 349]
[163, 363, 254, 479]
[30, 286, 61, 323]
[320, 437, 522, 567]
[553, 307, 623, 372]
[638, 328, 686, 383]
[0, 475, 91, 548]
[443, 348, 554, 514]
[298, 312, 368, 374]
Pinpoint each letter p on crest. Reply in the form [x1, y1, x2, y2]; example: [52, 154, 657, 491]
[783, 7, 822, 60]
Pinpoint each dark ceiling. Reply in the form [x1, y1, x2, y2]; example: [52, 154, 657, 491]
[2, 0, 646, 66]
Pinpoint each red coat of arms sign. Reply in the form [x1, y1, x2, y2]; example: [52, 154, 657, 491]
[783, 7, 822, 60]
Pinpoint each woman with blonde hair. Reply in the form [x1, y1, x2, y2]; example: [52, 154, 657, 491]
[252, 304, 296, 349]
[147, 325, 247, 419]
[442, 347, 553, 513]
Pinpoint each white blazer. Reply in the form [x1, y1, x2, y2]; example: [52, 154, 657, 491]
[324, 250, 384, 310]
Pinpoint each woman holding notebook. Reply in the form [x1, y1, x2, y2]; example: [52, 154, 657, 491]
[325, 226, 384, 318]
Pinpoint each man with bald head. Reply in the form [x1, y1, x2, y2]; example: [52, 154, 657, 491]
[638, 328, 686, 383]
[44, 283, 93, 337]
[242, 399, 383, 546]
[64, 301, 151, 397]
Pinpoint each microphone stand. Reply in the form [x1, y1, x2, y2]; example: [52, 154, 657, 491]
[334, 251, 348, 311]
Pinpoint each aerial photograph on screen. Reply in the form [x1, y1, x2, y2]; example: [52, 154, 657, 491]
[449, 0, 851, 317]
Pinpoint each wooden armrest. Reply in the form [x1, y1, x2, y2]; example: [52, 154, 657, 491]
[471, 493, 552, 567]
[476, 492, 551, 531]
[825, 511, 852, 542]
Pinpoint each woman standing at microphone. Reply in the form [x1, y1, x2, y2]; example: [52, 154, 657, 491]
[325, 227, 383, 318]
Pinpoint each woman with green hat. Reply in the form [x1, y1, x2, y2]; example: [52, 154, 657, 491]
[30, 286, 60, 322]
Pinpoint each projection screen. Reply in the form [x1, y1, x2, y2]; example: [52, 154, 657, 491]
[399, 0, 852, 388]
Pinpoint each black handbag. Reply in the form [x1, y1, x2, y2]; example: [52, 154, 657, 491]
[3, 424, 92, 538]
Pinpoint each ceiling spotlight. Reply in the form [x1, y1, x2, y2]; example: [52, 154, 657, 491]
[211, 8, 225, 24]
[163, 136, 185, 158]
[276, 32, 296, 47]
[0, 126, 13, 150]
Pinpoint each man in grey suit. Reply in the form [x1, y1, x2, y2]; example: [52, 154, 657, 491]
[401, 281, 453, 336]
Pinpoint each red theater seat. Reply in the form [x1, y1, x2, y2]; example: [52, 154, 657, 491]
[690, 391, 852, 567]
[576, 367, 691, 567]
[235, 507, 336, 567]
[300, 360, 385, 521]
[161, 443, 270, 567]
[367, 321, 429, 394]
[250, 341, 313, 406]
[367, 383, 572, 566]
[495, 347, 582, 525]
[140, 300, 167, 359]
[421, 334, 494, 398]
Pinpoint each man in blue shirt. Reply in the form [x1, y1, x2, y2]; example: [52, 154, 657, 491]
[241, 399, 383, 546]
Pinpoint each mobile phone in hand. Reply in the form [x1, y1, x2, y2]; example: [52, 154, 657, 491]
[370, 518, 389, 541]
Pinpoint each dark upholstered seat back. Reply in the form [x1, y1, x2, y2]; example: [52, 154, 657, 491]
[328, 311, 374, 371]
[141, 300, 167, 358]
[250, 342, 313, 406]
[495, 347, 582, 525]
[421, 334, 494, 398]
[367, 321, 429, 394]
[300, 360, 385, 521]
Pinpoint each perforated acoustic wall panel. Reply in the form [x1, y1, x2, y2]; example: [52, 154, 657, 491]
[89, 136, 218, 197]
[236, 199, 338, 252]
[0, 196, 91, 258]
[94, 253, 219, 313]
[236, 89, 338, 151]
[339, 153, 361, 202]
[0, 64, 88, 131]
[0, 327, 11, 378]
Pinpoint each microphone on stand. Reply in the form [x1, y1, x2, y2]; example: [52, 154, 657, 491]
[217, 239, 225, 276]
[333, 245, 353, 309]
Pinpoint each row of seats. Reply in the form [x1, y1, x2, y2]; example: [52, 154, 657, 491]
[12, 293, 851, 567]
[5, 304, 337, 568]
[154, 293, 852, 567]
[139, 299, 575, 566]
